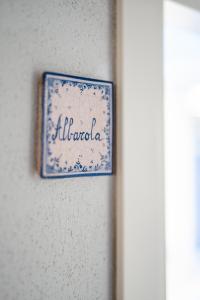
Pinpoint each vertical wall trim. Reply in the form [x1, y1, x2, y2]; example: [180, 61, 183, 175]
[116, 0, 123, 298]
[117, 1, 166, 299]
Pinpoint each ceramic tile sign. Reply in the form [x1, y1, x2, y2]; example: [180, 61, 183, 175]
[41, 72, 113, 178]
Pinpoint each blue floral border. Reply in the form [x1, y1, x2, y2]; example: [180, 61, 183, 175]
[41, 72, 113, 178]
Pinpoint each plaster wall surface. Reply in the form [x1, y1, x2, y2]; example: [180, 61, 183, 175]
[0, 1, 114, 299]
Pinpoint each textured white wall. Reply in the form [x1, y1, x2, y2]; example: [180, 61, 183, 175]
[0, 1, 114, 299]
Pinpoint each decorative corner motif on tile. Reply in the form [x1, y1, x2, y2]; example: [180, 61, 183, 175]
[41, 72, 113, 178]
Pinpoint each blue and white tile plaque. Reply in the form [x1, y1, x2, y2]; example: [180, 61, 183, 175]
[41, 72, 113, 178]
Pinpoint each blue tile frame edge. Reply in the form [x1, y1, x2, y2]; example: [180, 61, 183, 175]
[40, 71, 114, 179]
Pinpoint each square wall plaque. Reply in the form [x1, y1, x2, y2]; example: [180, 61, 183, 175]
[41, 72, 113, 178]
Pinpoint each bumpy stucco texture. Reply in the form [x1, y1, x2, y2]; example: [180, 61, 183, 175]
[0, 1, 114, 299]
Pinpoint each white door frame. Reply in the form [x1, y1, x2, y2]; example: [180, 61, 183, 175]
[116, 1, 200, 299]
